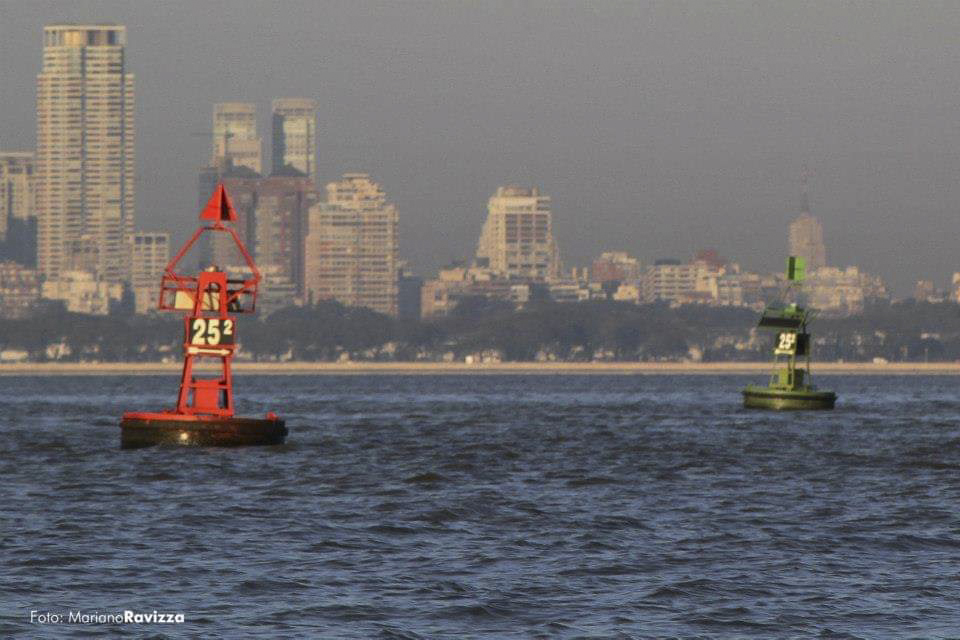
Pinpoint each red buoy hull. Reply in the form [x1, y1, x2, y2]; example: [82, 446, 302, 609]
[120, 412, 287, 449]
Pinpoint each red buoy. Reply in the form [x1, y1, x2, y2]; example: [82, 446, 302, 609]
[120, 184, 287, 448]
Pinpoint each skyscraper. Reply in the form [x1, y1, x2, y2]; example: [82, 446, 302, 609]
[212, 103, 262, 174]
[271, 98, 318, 181]
[0, 152, 35, 241]
[252, 175, 319, 295]
[304, 173, 398, 315]
[788, 179, 827, 271]
[36, 24, 135, 285]
[476, 186, 559, 281]
[0, 152, 39, 267]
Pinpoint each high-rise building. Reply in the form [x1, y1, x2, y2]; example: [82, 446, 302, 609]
[41, 270, 122, 315]
[212, 102, 262, 174]
[787, 178, 826, 271]
[0, 152, 38, 266]
[788, 214, 827, 272]
[271, 98, 318, 181]
[251, 175, 319, 295]
[304, 173, 398, 315]
[128, 232, 169, 314]
[0, 153, 35, 241]
[203, 175, 318, 296]
[476, 186, 559, 281]
[37, 24, 135, 285]
[397, 262, 423, 321]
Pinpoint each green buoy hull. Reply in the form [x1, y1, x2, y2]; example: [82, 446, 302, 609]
[742, 385, 836, 410]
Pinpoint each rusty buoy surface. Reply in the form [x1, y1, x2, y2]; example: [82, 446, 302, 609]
[120, 412, 287, 449]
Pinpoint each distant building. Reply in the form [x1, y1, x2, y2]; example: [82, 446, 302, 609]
[128, 232, 169, 314]
[205, 174, 318, 298]
[0, 152, 35, 241]
[0, 261, 40, 319]
[613, 283, 641, 303]
[209, 175, 260, 272]
[788, 213, 827, 272]
[788, 181, 826, 271]
[257, 264, 302, 316]
[397, 264, 423, 321]
[548, 281, 591, 303]
[641, 258, 719, 305]
[37, 24, 135, 286]
[914, 279, 944, 304]
[716, 272, 745, 308]
[590, 251, 640, 284]
[420, 265, 521, 318]
[951, 273, 960, 303]
[271, 99, 318, 182]
[476, 186, 560, 281]
[807, 266, 888, 316]
[693, 249, 726, 270]
[0, 153, 37, 266]
[251, 175, 319, 296]
[304, 173, 398, 315]
[41, 270, 122, 315]
[212, 103, 262, 174]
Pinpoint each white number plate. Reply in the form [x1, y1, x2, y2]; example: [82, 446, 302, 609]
[188, 317, 235, 346]
[774, 332, 797, 355]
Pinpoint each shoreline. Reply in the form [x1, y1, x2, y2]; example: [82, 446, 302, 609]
[2, 361, 960, 375]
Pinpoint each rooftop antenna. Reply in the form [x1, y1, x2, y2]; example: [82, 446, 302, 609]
[800, 164, 812, 215]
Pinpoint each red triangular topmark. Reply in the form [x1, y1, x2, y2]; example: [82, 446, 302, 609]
[200, 183, 238, 222]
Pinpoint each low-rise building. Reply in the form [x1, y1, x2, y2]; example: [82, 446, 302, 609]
[420, 264, 515, 318]
[0, 261, 40, 318]
[590, 251, 641, 284]
[41, 270, 122, 315]
[641, 258, 722, 305]
[612, 283, 641, 303]
[257, 263, 302, 317]
[128, 232, 169, 314]
[807, 266, 887, 316]
[915, 279, 944, 303]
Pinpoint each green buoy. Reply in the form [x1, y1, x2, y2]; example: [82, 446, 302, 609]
[743, 256, 836, 410]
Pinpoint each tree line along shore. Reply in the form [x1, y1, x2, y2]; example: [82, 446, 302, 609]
[1, 297, 959, 365]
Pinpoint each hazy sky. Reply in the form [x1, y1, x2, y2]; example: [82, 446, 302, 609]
[3, 1, 960, 294]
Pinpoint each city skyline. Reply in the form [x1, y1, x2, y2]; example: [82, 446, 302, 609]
[5, 3, 960, 295]
[0, 14, 925, 323]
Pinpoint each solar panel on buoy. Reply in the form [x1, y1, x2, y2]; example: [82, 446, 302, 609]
[119, 184, 287, 448]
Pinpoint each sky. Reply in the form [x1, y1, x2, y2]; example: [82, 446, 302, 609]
[3, 1, 960, 294]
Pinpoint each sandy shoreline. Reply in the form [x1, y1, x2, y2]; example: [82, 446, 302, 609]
[1, 361, 960, 375]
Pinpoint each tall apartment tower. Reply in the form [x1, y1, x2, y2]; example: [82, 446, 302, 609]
[36, 24, 135, 285]
[304, 173, 398, 315]
[271, 98, 318, 181]
[788, 177, 827, 271]
[476, 186, 559, 281]
[0, 153, 35, 242]
[212, 102, 262, 174]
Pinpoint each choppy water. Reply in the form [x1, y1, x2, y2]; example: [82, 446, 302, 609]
[3, 374, 960, 638]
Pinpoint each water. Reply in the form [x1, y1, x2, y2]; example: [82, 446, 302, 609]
[2, 374, 960, 639]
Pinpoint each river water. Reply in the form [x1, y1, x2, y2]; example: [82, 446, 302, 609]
[2, 374, 960, 638]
